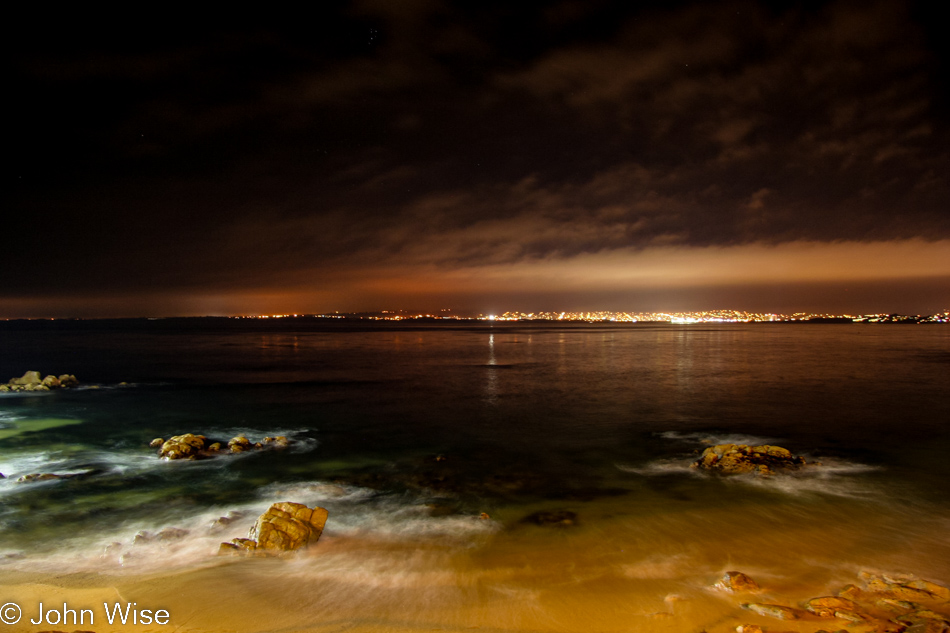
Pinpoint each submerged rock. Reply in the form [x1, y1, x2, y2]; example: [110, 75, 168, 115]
[717, 571, 760, 593]
[520, 509, 578, 527]
[741, 602, 806, 620]
[220, 502, 328, 556]
[16, 473, 68, 483]
[692, 443, 805, 475]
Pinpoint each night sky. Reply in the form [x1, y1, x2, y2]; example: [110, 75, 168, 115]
[7, 1, 950, 318]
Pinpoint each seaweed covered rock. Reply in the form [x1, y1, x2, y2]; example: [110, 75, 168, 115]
[692, 443, 805, 475]
[219, 502, 328, 556]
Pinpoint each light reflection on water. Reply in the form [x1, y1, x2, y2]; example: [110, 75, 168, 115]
[0, 321, 948, 631]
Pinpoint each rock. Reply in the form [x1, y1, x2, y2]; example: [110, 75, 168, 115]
[42, 375, 61, 388]
[156, 527, 189, 541]
[805, 596, 862, 618]
[520, 510, 578, 527]
[736, 626, 764, 633]
[0, 385, 8, 392]
[159, 433, 208, 460]
[742, 603, 806, 620]
[132, 531, 154, 545]
[220, 502, 328, 556]
[262, 435, 290, 448]
[904, 581, 950, 601]
[11, 371, 42, 386]
[58, 374, 79, 387]
[693, 444, 805, 475]
[208, 442, 222, 452]
[210, 511, 246, 531]
[16, 473, 66, 483]
[879, 598, 922, 613]
[228, 435, 253, 453]
[867, 578, 941, 602]
[717, 571, 760, 593]
[251, 502, 328, 552]
[149, 438, 165, 448]
[896, 610, 950, 633]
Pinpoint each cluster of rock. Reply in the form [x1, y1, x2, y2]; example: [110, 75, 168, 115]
[715, 570, 950, 632]
[151, 433, 291, 460]
[692, 443, 806, 476]
[0, 370, 79, 393]
[219, 502, 328, 557]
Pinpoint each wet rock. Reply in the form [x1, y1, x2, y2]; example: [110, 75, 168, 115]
[717, 571, 760, 593]
[262, 435, 290, 448]
[736, 626, 764, 633]
[156, 527, 189, 541]
[741, 603, 807, 620]
[159, 434, 207, 460]
[16, 473, 68, 483]
[692, 444, 805, 475]
[220, 502, 328, 556]
[865, 575, 944, 603]
[520, 509, 577, 527]
[58, 374, 79, 387]
[210, 511, 246, 531]
[207, 442, 222, 452]
[10, 370, 42, 386]
[5, 372, 80, 391]
[149, 437, 164, 448]
[805, 596, 863, 618]
[228, 435, 253, 453]
[101, 541, 124, 557]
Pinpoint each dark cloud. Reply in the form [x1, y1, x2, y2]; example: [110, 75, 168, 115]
[5, 1, 949, 314]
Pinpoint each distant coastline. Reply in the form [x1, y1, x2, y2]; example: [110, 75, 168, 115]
[1, 310, 947, 326]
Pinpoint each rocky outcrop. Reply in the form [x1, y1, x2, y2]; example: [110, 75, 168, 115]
[692, 443, 805, 476]
[732, 571, 949, 632]
[153, 434, 291, 460]
[0, 371, 79, 393]
[219, 502, 328, 556]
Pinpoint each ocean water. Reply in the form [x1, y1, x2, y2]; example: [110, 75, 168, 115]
[0, 320, 948, 632]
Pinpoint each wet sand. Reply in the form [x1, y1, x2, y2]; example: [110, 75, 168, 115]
[4, 493, 948, 633]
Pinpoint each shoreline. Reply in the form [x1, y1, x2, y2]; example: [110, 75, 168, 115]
[3, 493, 949, 633]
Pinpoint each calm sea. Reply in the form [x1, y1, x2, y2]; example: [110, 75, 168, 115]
[1, 319, 948, 631]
